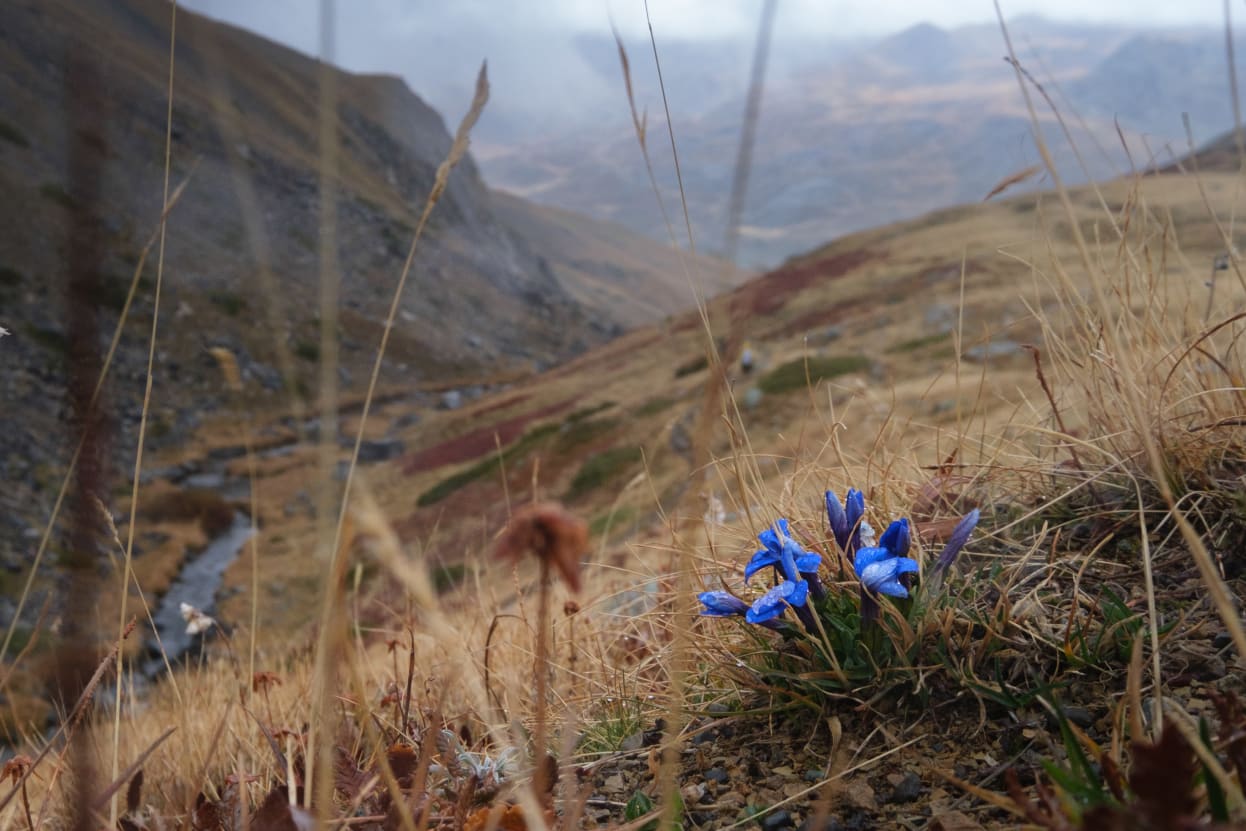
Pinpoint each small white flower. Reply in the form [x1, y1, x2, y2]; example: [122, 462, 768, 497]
[0, 326, 9, 338]
[180, 602, 215, 636]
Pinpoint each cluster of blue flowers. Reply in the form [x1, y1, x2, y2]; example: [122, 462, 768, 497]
[699, 488, 980, 630]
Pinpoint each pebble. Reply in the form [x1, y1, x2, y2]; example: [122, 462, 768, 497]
[682, 782, 707, 804]
[704, 767, 729, 784]
[761, 809, 794, 830]
[888, 771, 922, 804]
[620, 730, 645, 752]
[1213, 632, 1232, 650]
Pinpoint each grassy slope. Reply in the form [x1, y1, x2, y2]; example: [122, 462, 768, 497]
[90, 169, 1237, 651]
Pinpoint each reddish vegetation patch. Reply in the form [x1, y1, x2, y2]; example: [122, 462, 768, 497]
[731, 247, 883, 319]
[400, 398, 575, 474]
[760, 257, 983, 339]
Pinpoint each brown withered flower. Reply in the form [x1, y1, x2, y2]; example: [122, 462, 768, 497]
[494, 502, 587, 592]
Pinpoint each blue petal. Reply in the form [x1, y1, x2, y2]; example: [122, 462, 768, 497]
[698, 591, 749, 617]
[794, 551, 822, 574]
[746, 583, 791, 623]
[879, 518, 911, 558]
[935, 509, 980, 574]
[756, 519, 791, 553]
[743, 548, 779, 583]
[853, 546, 891, 575]
[825, 490, 848, 549]
[778, 539, 806, 581]
[845, 489, 865, 530]
[873, 578, 911, 598]
[893, 557, 919, 575]
[860, 557, 919, 597]
[787, 579, 809, 608]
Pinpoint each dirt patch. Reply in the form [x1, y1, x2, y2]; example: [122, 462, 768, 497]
[580, 703, 1017, 830]
[401, 398, 576, 474]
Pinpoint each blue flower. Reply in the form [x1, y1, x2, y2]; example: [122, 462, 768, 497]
[698, 590, 750, 617]
[854, 518, 919, 598]
[877, 515, 911, 558]
[825, 490, 848, 550]
[741, 519, 822, 624]
[932, 508, 980, 576]
[743, 519, 822, 584]
[826, 488, 867, 554]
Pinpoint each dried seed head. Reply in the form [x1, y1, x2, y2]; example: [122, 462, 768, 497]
[494, 502, 587, 593]
[1, 755, 31, 784]
[252, 671, 282, 694]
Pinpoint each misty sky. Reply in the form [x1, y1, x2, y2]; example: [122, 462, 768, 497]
[180, 1, 1234, 137]
[182, 1, 1229, 47]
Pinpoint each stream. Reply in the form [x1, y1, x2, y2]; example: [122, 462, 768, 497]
[142, 511, 254, 677]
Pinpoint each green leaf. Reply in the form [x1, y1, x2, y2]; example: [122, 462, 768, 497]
[625, 791, 654, 823]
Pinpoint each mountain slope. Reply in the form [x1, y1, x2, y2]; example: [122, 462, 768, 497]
[489, 191, 738, 328]
[0, 0, 737, 554]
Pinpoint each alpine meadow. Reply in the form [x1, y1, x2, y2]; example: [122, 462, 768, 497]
[1, 1, 1245, 830]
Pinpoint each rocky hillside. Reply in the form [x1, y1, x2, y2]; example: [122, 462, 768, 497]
[0, 0, 735, 560]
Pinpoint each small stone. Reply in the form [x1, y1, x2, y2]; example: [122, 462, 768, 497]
[704, 766, 728, 784]
[761, 809, 794, 831]
[620, 731, 645, 752]
[355, 438, 404, 462]
[803, 769, 822, 782]
[1213, 632, 1232, 650]
[889, 771, 921, 803]
[602, 773, 625, 794]
[844, 779, 876, 810]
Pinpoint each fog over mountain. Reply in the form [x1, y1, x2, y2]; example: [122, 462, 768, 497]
[183, 3, 1246, 265]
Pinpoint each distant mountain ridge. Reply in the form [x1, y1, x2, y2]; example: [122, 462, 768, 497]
[476, 19, 1245, 266]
